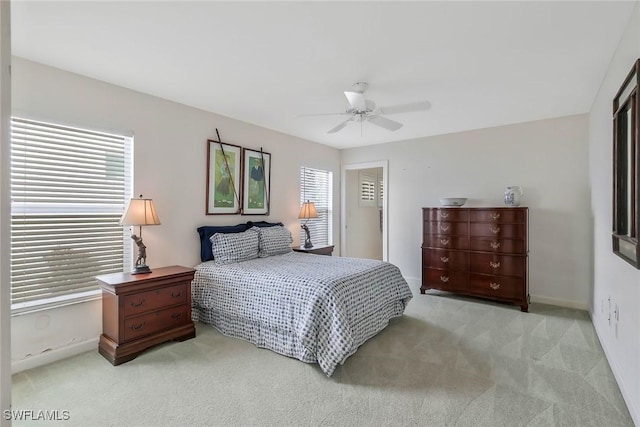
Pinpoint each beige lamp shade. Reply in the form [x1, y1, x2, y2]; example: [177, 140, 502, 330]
[298, 201, 318, 219]
[120, 196, 161, 226]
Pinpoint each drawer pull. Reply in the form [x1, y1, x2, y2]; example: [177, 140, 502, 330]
[490, 241, 501, 249]
[441, 211, 449, 218]
[130, 299, 145, 307]
[440, 275, 449, 283]
[171, 312, 183, 320]
[489, 282, 501, 290]
[130, 322, 145, 331]
[171, 291, 182, 298]
[440, 256, 449, 263]
[490, 261, 501, 268]
[490, 226, 501, 234]
[440, 224, 450, 232]
[490, 212, 501, 220]
[440, 238, 450, 246]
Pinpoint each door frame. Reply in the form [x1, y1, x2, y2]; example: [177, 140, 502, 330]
[341, 160, 388, 261]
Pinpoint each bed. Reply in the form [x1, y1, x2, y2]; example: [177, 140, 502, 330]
[192, 222, 413, 376]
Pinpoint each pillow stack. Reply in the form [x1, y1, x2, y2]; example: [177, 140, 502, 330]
[209, 225, 292, 265]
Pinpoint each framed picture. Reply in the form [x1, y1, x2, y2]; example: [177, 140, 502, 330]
[206, 140, 242, 215]
[242, 148, 271, 215]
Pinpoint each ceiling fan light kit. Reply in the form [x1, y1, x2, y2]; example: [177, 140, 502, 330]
[302, 82, 430, 135]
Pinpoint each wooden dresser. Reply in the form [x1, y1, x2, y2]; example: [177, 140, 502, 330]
[97, 265, 196, 365]
[421, 207, 529, 311]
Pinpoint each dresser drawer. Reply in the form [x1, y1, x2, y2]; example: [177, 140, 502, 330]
[469, 223, 525, 239]
[123, 283, 188, 317]
[423, 268, 468, 292]
[423, 221, 468, 236]
[469, 237, 526, 254]
[469, 274, 525, 300]
[424, 209, 468, 222]
[423, 248, 468, 270]
[469, 209, 525, 223]
[423, 234, 469, 250]
[123, 305, 189, 342]
[469, 253, 525, 277]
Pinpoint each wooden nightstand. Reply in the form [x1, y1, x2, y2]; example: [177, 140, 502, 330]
[293, 245, 334, 256]
[97, 265, 196, 365]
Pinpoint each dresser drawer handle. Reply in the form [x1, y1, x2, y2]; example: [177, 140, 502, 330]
[171, 291, 182, 298]
[490, 212, 501, 220]
[171, 312, 183, 320]
[441, 211, 449, 218]
[490, 261, 501, 268]
[440, 238, 450, 246]
[440, 224, 450, 232]
[489, 282, 501, 290]
[130, 322, 145, 331]
[490, 241, 501, 249]
[130, 299, 145, 308]
[490, 226, 501, 234]
[440, 256, 449, 263]
[440, 275, 449, 283]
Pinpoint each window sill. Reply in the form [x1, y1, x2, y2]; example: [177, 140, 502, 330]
[11, 290, 102, 317]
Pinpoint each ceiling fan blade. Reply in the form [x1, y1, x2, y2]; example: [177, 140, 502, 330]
[378, 101, 431, 115]
[297, 112, 351, 117]
[344, 91, 366, 110]
[327, 117, 354, 134]
[367, 115, 403, 131]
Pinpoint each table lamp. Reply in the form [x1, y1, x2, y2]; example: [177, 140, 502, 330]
[120, 195, 161, 274]
[298, 200, 318, 248]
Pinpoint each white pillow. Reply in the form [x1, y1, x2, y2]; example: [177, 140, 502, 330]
[210, 227, 260, 264]
[258, 226, 293, 258]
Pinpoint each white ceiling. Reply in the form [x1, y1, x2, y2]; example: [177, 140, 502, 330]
[10, 1, 637, 149]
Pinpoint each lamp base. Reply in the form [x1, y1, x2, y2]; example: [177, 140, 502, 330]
[132, 265, 152, 275]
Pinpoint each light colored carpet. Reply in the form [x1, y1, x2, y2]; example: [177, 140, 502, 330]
[11, 286, 634, 426]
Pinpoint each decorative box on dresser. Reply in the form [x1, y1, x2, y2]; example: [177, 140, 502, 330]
[97, 265, 196, 365]
[421, 207, 529, 312]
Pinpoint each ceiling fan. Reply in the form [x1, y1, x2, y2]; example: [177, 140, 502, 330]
[301, 82, 431, 134]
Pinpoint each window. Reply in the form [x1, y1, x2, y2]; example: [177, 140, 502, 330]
[11, 118, 133, 312]
[358, 170, 383, 208]
[358, 172, 377, 207]
[300, 167, 332, 246]
[612, 59, 639, 268]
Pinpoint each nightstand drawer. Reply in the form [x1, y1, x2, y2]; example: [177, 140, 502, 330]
[123, 283, 188, 317]
[123, 305, 189, 342]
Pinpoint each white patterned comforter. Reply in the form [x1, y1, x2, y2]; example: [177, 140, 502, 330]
[192, 252, 412, 376]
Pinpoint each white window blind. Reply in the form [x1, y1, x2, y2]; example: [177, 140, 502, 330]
[10, 117, 133, 312]
[300, 167, 332, 246]
[358, 171, 377, 207]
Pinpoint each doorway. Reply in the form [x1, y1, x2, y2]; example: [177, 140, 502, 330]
[341, 161, 388, 261]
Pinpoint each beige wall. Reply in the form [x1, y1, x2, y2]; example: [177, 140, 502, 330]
[342, 114, 592, 309]
[588, 2, 640, 424]
[9, 57, 341, 370]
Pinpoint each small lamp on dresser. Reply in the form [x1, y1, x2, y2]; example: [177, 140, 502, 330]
[298, 200, 318, 248]
[120, 195, 161, 274]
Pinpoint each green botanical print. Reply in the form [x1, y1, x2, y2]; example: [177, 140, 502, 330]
[248, 156, 265, 209]
[214, 149, 235, 208]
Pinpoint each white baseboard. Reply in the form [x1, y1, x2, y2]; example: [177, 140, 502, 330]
[11, 338, 98, 374]
[404, 275, 588, 311]
[592, 316, 640, 427]
[529, 294, 588, 311]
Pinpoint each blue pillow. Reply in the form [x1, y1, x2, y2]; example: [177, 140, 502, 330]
[197, 224, 248, 262]
[246, 221, 284, 228]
